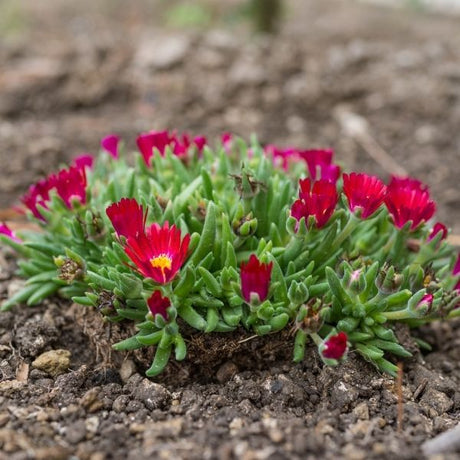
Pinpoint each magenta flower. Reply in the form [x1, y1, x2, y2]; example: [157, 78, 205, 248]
[73, 154, 94, 171]
[240, 254, 273, 303]
[322, 332, 348, 360]
[101, 134, 120, 159]
[384, 185, 435, 231]
[106, 198, 147, 239]
[428, 222, 448, 242]
[147, 291, 171, 320]
[388, 175, 428, 192]
[21, 178, 54, 221]
[343, 172, 387, 219]
[221, 132, 233, 153]
[124, 222, 190, 284]
[264, 145, 297, 170]
[50, 166, 87, 208]
[298, 149, 340, 183]
[453, 253, 460, 276]
[136, 130, 207, 165]
[265, 146, 340, 182]
[417, 293, 433, 314]
[291, 178, 338, 228]
[193, 135, 207, 153]
[453, 253, 460, 291]
[0, 222, 20, 242]
[137, 130, 171, 165]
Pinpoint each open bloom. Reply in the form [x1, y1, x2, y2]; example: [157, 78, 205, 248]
[106, 198, 147, 239]
[137, 130, 207, 166]
[0, 222, 20, 242]
[240, 254, 273, 303]
[384, 185, 435, 231]
[322, 332, 348, 360]
[101, 134, 120, 159]
[147, 291, 170, 320]
[343, 172, 387, 219]
[291, 178, 338, 228]
[388, 175, 428, 193]
[124, 222, 190, 284]
[428, 222, 448, 242]
[50, 166, 87, 208]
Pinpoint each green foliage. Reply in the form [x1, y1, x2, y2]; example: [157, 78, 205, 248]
[1, 134, 459, 378]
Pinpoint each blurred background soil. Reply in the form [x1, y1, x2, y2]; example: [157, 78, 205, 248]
[0, 0, 460, 232]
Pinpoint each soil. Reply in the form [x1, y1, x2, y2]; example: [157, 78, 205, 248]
[1, 0, 460, 459]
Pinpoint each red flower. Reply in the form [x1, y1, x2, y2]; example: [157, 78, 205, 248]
[50, 166, 87, 208]
[21, 178, 54, 221]
[124, 222, 190, 284]
[73, 154, 94, 171]
[384, 185, 435, 231]
[137, 130, 207, 165]
[453, 253, 460, 276]
[428, 222, 448, 242]
[106, 198, 147, 239]
[298, 149, 340, 183]
[240, 254, 273, 303]
[147, 291, 171, 320]
[388, 175, 428, 192]
[343, 172, 387, 219]
[137, 130, 171, 165]
[101, 134, 120, 159]
[453, 253, 460, 291]
[291, 178, 338, 228]
[221, 132, 233, 153]
[265, 146, 340, 182]
[0, 222, 20, 242]
[193, 135, 207, 153]
[416, 293, 433, 314]
[322, 332, 348, 360]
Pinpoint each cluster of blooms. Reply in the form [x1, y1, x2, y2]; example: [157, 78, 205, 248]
[1, 129, 459, 377]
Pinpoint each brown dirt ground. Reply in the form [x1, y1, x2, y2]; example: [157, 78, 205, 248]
[1, 0, 460, 459]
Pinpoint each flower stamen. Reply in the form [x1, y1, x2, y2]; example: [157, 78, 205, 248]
[150, 254, 172, 281]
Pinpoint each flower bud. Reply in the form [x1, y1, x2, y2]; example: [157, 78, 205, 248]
[320, 331, 348, 361]
[288, 281, 309, 305]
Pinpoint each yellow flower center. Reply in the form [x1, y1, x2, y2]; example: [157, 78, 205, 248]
[150, 254, 172, 281]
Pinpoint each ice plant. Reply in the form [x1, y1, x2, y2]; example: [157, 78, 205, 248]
[124, 222, 190, 284]
[221, 132, 233, 153]
[321, 332, 348, 360]
[147, 291, 170, 320]
[0, 222, 20, 242]
[21, 178, 54, 221]
[299, 149, 340, 183]
[51, 166, 87, 208]
[136, 130, 207, 165]
[384, 184, 435, 231]
[291, 178, 338, 228]
[343, 172, 387, 219]
[73, 154, 94, 171]
[106, 198, 147, 239]
[240, 254, 273, 303]
[428, 222, 448, 242]
[2, 131, 460, 378]
[137, 130, 171, 165]
[388, 175, 428, 192]
[101, 134, 120, 159]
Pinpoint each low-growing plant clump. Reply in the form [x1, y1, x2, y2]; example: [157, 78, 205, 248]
[1, 131, 459, 377]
